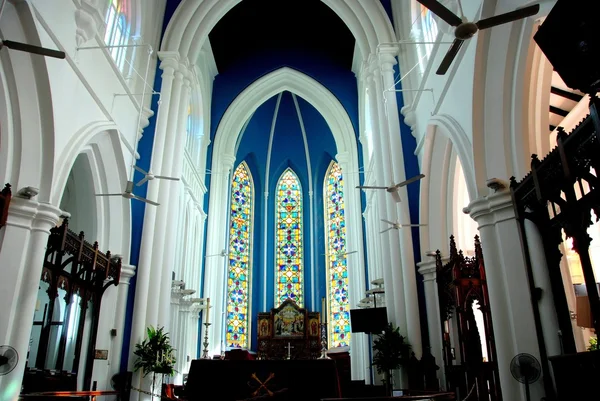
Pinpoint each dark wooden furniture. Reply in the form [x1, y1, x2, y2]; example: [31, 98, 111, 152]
[549, 350, 600, 401]
[257, 299, 321, 359]
[23, 218, 122, 393]
[0, 183, 11, 228]
[435, 236, 501, 400]
[184, 358, 341, 401]
[511, 96, 600, 399]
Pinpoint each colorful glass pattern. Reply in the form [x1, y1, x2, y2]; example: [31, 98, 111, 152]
[325, 162, 350, 347]
[104, 0, 130, 70]
[226, 162, 253, 348]
[276, 169, 304, 307]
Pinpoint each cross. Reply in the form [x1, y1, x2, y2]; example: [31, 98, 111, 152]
[286, 342, 294, 360]
[250, 372, 275, 396]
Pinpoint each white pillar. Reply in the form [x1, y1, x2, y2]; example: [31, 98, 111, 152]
[204, 154, 235, 355]
[468, 189, 544, 401]
[108, 263, 136, 384]
[158, 68, 193, 326]
[417, 257, 446, 389]
[378, 51, 422, 358]
[523, 219, 562, 356]
[129, 53, 180, 369]
[0, 198, 61, 401]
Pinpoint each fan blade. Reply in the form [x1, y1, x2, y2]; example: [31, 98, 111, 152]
[476, 4, 540, 30]
[95, 193, 123, 197]
[415, 0, 462, 27]
[393, 174, 426, 189]
[356, 185, 388, 190]
[133, 165, 148, 175]
[436, 38, 464, 75]
[380, 227, 394, 234]
[155, 175, 180, 181]
[381, 219, 396, 225]
[1, 40, 66, 59]
[136, 176, 150, 186]
[132, 195, 159, 206]
[391, 190, 402, 203]
[405, 224, 428, 227]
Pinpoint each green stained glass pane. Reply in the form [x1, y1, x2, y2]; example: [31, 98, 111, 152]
[325, 162, 350, 347]
[276, 169, 303, 306]
[226, 162, 253, 348]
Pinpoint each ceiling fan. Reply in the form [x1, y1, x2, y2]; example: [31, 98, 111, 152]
[205, 249, 229, 258]
[380, 219, 427, 234]
[134, 165, 180, 186]
[416, 0, 540, 75]
[95, 180, 159, 206]
[0, 0, 65, 59]
[356, 174, 425, 203]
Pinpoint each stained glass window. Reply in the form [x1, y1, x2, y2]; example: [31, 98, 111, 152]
[325, 162, 350, 347]
[226, 162, 253, 348]
[276, 169, 304, 307]
[104, 0, 130, 71]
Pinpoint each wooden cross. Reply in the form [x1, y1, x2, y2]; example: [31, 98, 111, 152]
[286, 342, 294, 360]
[250, 372, 275, 396]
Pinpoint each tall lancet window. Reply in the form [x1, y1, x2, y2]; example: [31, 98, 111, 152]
[226, 162, 254, 348]
[104, 0, 130, 71]
[276, 169, 304, 307]
[324, 162, 350, 347]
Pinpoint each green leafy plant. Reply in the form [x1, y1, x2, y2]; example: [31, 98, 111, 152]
[133, 326, 177, 377]
[588, 337, 598, 351]
[372, 323, 410, 394]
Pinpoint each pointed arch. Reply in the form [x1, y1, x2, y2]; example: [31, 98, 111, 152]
[324, 161, 350, 347]
[226, 161, 254, 348]
[275, 168, 304, 307]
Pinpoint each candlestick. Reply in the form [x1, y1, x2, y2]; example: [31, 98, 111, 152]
[201, 322, 211, 359]
[318, 322, 330, 359]
[321, 297, 327, 323]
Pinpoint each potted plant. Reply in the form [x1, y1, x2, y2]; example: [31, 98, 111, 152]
[133, 326, 177, 398]
[372, 322, 411, 395]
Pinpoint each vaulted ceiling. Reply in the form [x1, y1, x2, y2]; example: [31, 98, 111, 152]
[208, 0, 356, 73]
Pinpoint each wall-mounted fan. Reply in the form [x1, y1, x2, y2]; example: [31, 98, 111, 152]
[416, 0, 540, 75]
[380, 219, 427, 234]
[0, 0, 65, 59]
[510, 353, 541, 401]
[96, 180, 159, 206]
[133, 165, 180, 186]
[356, 174, 425, 203]
[0, 345, 18, 376]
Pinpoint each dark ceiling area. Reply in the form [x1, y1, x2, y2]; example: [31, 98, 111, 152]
[209, 0, 356, 73]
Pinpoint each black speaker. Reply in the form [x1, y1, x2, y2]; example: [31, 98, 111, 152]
[533, 0, 600, 94]
[350, 307, 388, 334]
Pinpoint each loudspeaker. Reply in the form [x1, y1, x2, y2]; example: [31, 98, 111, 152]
[533, 0, 600, 94]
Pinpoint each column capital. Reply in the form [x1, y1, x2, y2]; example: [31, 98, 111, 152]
[377, 52, 398, 74]
[120, 263, 136, 283]
[6, 198, 61, 232]
[221, 153, 236, 172]
[335, 151, 351, 165]
[467, 189, 515, 229]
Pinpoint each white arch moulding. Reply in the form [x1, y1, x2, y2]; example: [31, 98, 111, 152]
[0, 0, 56, 202]
[161, 0, 395, 64]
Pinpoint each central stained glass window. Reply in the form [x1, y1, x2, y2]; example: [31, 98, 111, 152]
[325, 162, 350, 347]
[276, 169, 303, 307]
[226, 162, 253, 348]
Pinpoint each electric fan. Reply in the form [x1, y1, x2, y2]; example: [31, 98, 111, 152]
[510, 353, 541, 401]
[0, 345, 18, 376]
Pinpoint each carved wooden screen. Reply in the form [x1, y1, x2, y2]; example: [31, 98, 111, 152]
[0, 183, 11, 228]
[24, 218, 121, 392]
[436, 235, 501, 401]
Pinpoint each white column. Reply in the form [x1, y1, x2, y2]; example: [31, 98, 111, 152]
[147, 64, 184, 327]
[364, 69, 399, 327]
[108, 263, 136, 384]
[468, 189, 544, 401]
[204, 154, 235, 355]
[0, 198, 61, 400]
[378, 51, 422, 358]
[129, 53, 180, 370]
[523, 219, 562, 356]
[159, 69, 193, 326]
[417, 257, 446, 389]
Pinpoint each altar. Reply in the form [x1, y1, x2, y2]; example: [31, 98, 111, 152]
[184, 359, 341, 401]
[256, 299, 321, 360]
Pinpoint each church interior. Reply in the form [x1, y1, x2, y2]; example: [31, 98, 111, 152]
[0, 0, 599, 400]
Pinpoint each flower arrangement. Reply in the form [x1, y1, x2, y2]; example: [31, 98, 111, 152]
[133, 326, 177, 377]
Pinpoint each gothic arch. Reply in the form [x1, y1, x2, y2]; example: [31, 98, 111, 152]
[161, 0, 395, 63]
[0, 1, 55, 202]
